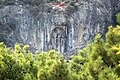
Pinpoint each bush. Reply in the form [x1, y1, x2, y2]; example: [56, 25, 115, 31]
[1, 26, 120, 79]
[69, 25, 120, 80]
[0, 43, 70, 80]
[116, 13, 120, 24]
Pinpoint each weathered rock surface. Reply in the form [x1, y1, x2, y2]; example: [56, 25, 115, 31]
[0, 0, 120, 57]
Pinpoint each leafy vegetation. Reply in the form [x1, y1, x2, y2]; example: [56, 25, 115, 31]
[0, 11, 120, 80]
[1, 25, 120, 80]
[70, 26, 120, 80]
[116, 13, 120, 24]
[0, 43, 70, 80]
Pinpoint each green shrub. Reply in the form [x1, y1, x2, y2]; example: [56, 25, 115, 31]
[116, 13, 120, 24]
[69, 25, 120, 80]
[1, 27, 120, 79]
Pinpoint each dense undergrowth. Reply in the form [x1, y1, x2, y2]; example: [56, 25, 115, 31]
[1, 12, 120, 80]
[1, 25, 120, 80]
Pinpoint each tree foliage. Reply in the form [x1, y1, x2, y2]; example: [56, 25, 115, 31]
[69, 25, 120, 80]
[1, 14, 120, 80]
[116, 13, 120, 24]
[0, 43, 70, 80]
[1, 25, 120, 80]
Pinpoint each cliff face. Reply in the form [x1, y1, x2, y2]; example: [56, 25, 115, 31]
[0, 0, 120, 57]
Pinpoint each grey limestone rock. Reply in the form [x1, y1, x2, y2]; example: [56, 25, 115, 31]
[0, 0, 120, 57]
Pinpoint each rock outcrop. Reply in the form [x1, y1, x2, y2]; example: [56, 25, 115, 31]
[0, 0, 120, 57]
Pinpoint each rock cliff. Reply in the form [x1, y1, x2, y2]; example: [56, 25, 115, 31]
[0, 0, 120, 57]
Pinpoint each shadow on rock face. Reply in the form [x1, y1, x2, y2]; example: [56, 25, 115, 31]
[0, 15, 16, 35]
[49, 27, 66, 53]
[0, 15, 16, 45]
